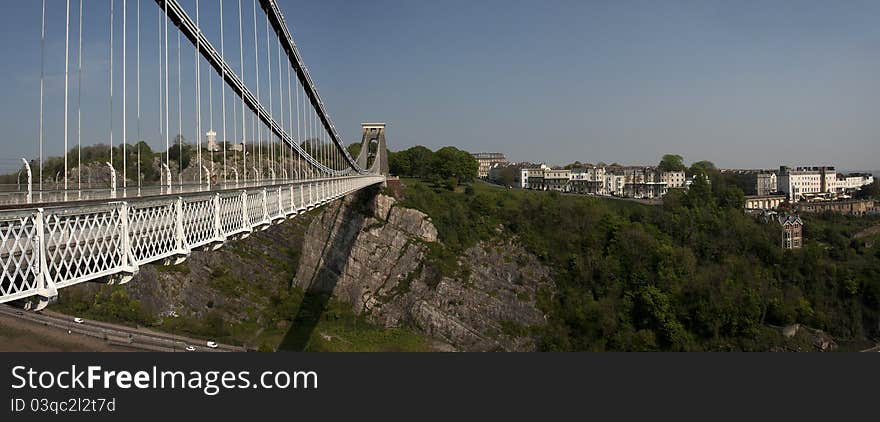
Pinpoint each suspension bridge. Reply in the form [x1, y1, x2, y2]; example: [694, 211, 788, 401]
[0, 0, 388, 310]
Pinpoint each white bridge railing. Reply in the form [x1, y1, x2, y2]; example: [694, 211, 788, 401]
[0, 175, 384, 309]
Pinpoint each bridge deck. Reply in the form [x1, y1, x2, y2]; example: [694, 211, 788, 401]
[0, 175, 384, 307]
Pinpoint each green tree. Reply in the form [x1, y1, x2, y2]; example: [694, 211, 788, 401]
[686, 173, 713, 208]
[168, 135, 194, 172]
[432, 147, 477, 184]
[494, 165, 520, 187]
[407, 146, 435, 178]
[659, 154, 686, 172]
[856, 180, 879, 200]
[688, 160, 717, 178]
[719, 185, 746, 209]
[347, 142, 362, 159]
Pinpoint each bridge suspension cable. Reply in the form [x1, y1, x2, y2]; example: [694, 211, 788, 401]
[137, 0, 141, 192]
[38, 0, 45, 196]
[123, 0, 127, 191]
[265, 12, 274, 179]
[20, 0, 377, 208]
[252, 0, 261, 180]
[177, 29, 182, 185]
[195, 0, 202, 185]
[157, 4, 163, 187]
[64, 0, 70, 194]
[109, 0, 114, 175]
[153, 0, 368, 177]
[220, 0, 228, 183]
[207, 24, 213, 178]
[238, 0, 246, 183]
[286, 50, 292, 179]
[77, 0, 83, 193]
[163, 0, 169, 184]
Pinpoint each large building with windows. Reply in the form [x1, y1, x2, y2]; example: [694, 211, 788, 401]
[778, 166, 874, 201]
[569, 167, 606, 194]
[543, 169, 572, 192]
[839, 174, 875, 192]
[662, 171, 686, 189]
[520, 165, 548, 189]
[756, 172, 778, 196]
[606, 166, 668, 199]
[472, 152, 508, 179]
[778, 166, 835, 201]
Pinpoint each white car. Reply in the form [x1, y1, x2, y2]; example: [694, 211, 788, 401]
[206, 341, 218, 349]
[185, 345, 196, 352]
[73, 317, 84, 324]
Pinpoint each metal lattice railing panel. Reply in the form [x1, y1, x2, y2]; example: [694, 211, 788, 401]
[247, 191, 265, 226]
[44, 205, 124, 288]
[182, 196, 215, 249]
[129, 201, 177, 264]
[267, 189, 281, 220]
[281, 187, 292, 216]
[0, 211, 40, 301]
[219, 192, 246, 236]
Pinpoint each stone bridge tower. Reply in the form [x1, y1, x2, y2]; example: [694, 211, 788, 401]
[358, 123, 390, 176]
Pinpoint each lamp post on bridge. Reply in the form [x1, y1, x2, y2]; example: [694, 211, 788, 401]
[162, 163, 172, 194]
[230, 167, 239, 187]
[201, 164, 211, 190]
[106, 162, 116, 199]
[20, 158, 32, 204]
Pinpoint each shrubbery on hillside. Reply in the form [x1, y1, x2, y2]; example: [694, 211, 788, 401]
[400, 178, 880, 351]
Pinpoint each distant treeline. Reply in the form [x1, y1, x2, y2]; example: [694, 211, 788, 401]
[4, 135, 338, 185]
[388, 146, 478, 188]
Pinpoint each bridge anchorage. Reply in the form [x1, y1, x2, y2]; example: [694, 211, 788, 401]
[0, 0, 388, 310]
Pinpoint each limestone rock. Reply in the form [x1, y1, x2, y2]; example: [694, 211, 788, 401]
[294, 189, 553, 351]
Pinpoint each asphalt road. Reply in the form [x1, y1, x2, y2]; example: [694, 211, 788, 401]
[0, 304, 243, 352]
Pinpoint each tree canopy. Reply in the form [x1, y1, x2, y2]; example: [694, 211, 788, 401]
[658, 154, 686, 172]
[689, 160, 717, 177]
[856, 180, 879, 200]
[492, 165, 520, 187]
[389, 145, 477, 186]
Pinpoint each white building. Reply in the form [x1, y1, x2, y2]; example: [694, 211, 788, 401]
[206, 130, 220, 152]
[472, 152, 508, 179]
[842, 174, 874, 191]
[778, 166, 834, 201]
[543, 169, 571, 192]
[604, 173, 626, 196]
[569, 167, 606, 194]
[661, 171, 686, 189]
[756, 172, 778, 196]
[779, 166, 874, 201]
[520, 165, 548, 189]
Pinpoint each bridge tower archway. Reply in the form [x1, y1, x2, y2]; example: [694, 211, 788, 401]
[357, 123, 389, 176]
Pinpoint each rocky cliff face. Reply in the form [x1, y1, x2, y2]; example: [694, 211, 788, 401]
[58, 188, 553, 351]
[295, 188, 553, 351]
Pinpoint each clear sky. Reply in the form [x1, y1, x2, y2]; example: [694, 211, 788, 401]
[2, 0, 880, 174]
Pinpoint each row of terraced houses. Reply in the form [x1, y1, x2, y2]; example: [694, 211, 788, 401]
[469, 153, 691, 199]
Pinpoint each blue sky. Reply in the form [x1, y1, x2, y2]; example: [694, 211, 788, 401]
[2, 0, 880, 174]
